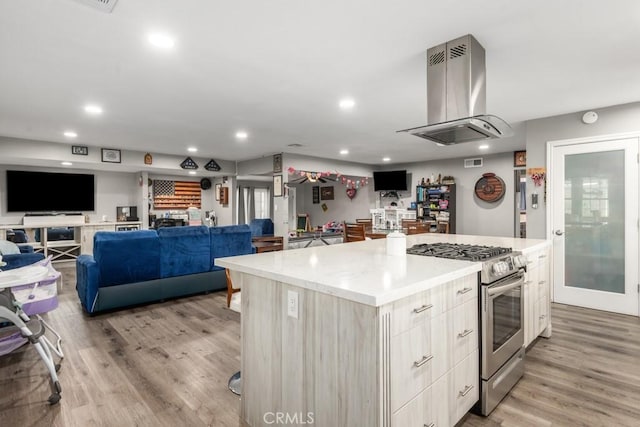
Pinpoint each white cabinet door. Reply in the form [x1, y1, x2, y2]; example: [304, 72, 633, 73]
[452, 299, 478, 365]
[391, 318, 434, 412]
[392, 385, 433, 427]
[453, 349, 479, 421]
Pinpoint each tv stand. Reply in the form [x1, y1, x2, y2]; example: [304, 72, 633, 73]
[0, 221, 141, 262]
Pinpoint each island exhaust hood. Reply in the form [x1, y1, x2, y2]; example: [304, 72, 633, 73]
[398, 34, 512, 145]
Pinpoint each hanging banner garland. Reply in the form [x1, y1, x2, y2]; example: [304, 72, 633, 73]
[287, 167, 369, 189]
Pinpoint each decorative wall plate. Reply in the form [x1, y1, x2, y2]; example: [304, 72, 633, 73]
[474, 173, 505, 202]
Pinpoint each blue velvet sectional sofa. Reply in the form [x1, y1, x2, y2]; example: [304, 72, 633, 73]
[76, 224, 254, 314]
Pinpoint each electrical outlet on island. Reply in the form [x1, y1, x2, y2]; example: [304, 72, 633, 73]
[287, 290, 299, 319]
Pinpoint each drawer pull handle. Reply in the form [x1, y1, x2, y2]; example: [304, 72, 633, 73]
[538, 254, 547, 259]
[424, 423, 435, 427]
[459, 384, 474, 397]
[457, 329, 473, 338]
[413, 354, 434, 368]
[524, 280, 533, 285]
[538, 280, 546, 285]
[539, 314, 546, 319]
[413, 304, 434, 314]
[457, 287, 473, 295]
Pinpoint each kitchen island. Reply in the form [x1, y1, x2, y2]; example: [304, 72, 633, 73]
[216, 233, 550, 427]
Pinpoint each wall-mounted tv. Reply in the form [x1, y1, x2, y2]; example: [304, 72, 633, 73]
[373, 170, 408, 192]
[6, 170, 95, 212]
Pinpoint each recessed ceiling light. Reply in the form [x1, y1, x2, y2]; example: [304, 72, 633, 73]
[63, 131, 77, 138]
[479, 144, 489, 150]
[61, 161, 73, 166]
[187, 147, 198, 153]
[339, 98, 356, 110]
[235, 131, 248, 140]
[84, 104, 103, 115]
[148, 32, 176, 49]
[340, 149, 349, 155]
[188, 171, 197, 175]
[382, 157, 391, 162]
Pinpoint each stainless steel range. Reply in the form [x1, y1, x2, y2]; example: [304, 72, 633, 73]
[407, 243, 527, 415]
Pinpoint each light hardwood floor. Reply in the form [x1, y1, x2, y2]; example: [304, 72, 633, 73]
[1, 265, 639, 426]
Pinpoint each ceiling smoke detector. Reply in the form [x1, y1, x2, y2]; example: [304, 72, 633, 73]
[70, 0, 119, 13]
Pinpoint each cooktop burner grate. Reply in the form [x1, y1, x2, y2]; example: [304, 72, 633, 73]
[406, 243, 512, 261]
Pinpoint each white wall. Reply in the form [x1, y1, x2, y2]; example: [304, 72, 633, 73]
[0, 164, 138, 225]
[525, 101, 640, 238]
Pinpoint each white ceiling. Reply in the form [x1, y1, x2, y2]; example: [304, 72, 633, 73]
[1, 1, 639, 166]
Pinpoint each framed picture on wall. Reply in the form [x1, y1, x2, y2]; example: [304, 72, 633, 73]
[320, 186, 334, 200]
[101, 148, 121, 163]
[215, 183, 221, 201]
[514, 150, 526, 167]
[273, 153, 282, 173]
[273, 175, 283, 197]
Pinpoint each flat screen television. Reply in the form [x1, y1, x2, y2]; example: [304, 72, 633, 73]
[373, 170, 408, 192]
[6, 170, 95, 212]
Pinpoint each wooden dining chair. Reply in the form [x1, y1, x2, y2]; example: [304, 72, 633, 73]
[402, 221, 431, 235]
[436, 221, 450, 234]
[226, 268, 241, 309]
[355, 218, 372, 225]
[343, 222, 367, 242]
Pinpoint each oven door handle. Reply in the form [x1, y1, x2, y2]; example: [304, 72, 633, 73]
[487, 280, 523, 297]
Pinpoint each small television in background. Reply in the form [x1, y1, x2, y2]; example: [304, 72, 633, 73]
[373, 170, 408, 192]
[6, 170, 95, 212]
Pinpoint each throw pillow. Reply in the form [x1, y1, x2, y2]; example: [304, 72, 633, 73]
[0, 240, 21, 255]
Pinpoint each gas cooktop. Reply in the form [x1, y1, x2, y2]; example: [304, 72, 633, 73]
[406, 243, 512, 261]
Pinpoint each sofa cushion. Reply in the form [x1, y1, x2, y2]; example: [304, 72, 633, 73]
[210, 225, 253, 271]
[249, 218, 274, 237]
[158, 226, 211, 278]
[94, 230, 160, 286]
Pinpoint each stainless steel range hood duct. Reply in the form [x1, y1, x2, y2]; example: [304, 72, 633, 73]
[398, 34, 512, 145]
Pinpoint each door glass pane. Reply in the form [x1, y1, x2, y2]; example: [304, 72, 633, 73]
[564, 150, 625, 293]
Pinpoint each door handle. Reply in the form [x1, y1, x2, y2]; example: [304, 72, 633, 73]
[555, 230, 564, 236]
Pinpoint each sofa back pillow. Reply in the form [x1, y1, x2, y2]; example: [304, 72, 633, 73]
[249, 218, 274, 237]
[94, 230, 160, 287]
[158, 225, 211, 278]
[210, 224, 253, 271]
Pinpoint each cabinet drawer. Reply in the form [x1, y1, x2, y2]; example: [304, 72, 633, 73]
[391, 319, 434, 412]
[443, 275, 478, 312]
[453, 298, 478, 365]
[392, 286, 442, 336]
[391, 384, 433, 427]
[453, 349, 479, 421]
[537, 297, 549, 335]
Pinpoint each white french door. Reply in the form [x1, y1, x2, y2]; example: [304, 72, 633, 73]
[550, 136, 639, 315]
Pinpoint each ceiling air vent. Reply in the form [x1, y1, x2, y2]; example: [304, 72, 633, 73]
[429, 50, 445, 66]
[464, 158, 483, 168]
[71, 0, 118, 13]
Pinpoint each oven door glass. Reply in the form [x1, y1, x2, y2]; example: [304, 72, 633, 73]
[492, 284, 522, 352]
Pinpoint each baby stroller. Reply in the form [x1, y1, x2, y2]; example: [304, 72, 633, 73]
[0, 257, 64, 404]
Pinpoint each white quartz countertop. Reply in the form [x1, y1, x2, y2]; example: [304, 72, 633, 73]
[216, 233, 551, 307]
